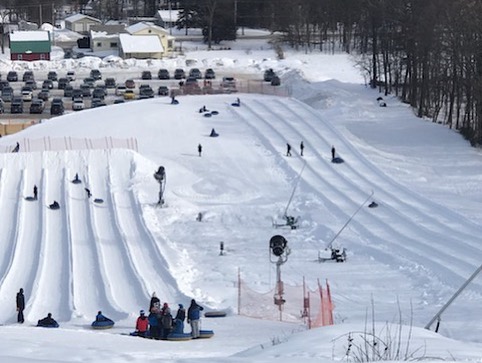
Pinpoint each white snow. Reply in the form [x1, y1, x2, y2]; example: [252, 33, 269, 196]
[0, 33, 482, 363]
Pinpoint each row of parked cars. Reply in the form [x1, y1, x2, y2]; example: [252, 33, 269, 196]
[146, 67, 216, 81]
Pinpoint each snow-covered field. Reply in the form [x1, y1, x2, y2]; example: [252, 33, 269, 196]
[0, 33, 482, 362]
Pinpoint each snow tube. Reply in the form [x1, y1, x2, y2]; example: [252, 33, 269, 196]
[93, 198, 104, 204]
[203, 113, 212, 118]
[167, 332, 192, 341]
[210, 110, 219, 115]
[49, 203, 60, 210]
[368, 201, 379, 208]
[231, 103, 240, 107]
[25, 196, 36, 201]
[199, 329, 214, 338]
[91, 320, 114, 329]
[331, 157, 344, 164]
[204, 311, 226, 318]
[72, 179, 82, 184]
[37, 322, 59, 328]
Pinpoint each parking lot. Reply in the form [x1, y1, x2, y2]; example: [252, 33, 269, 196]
[0, 67, 286, 131]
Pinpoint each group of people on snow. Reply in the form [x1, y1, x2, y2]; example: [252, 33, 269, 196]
[135, 293, 204, 339]
[16, 287, 204, 338]
[285, 142, 337, 160]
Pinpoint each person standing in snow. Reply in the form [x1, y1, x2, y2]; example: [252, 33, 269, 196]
[135, 310, 149, 337]
[174, 303, 186, 333]
[300, 141, 304, 156]
[160, 302, 173, 339]
[331, 145, 336, 160]
[85, 188, 92, 198]
[33, 185, 38, 200]
[286, 143, 292, 157]
[16, 288, 25, 323]
[198, 143, 202, 157]
[187, 299, 204, 339]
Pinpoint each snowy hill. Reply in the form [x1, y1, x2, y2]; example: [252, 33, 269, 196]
[0, 48, 482, 362]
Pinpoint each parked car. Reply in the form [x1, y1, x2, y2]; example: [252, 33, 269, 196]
[92, 87, 105, 99]
[47, 71, 58, 81]
[189, 68, 202, 79]
[0, 80, 10, 90]
[21, 89, 33, 102]
[10, 97, 23, 113]
[83, 77, 95, 88]
[37, 89, 50, 101]
[264, 68, 275, 82]
[66, 70, 76, 81]
[174, 68, 185, 79]
[139, 84, 154, 98]
[158, 86, 169, 96]
[204, 68, 216, 79]
[72, 98, 85, 111]
[25, 80, 37, 90]
[91, 98, 106, 108]
[58, 78, 69, 89]
[115, 85, 127, 96]
[63, 85, 74, 98]
[0, 99, 4, 113]
[7, 71, 18, 82]
[29, 98, 45, 114]
[2, 87, 13, 102]
[50, 98, 64, 115]
[158, 69, 170, 79]
[125, 79, 135, 89]
[141, 71, 152, 80]
[80, 84, 92, 97]
[113, 98, 125, 104]
[71, 89, 83, 100]
[123, 89, 136, 100]
[90, 69, 102, 80]
[22, 71, 34, 82]
[42, 79, 54, 89]
[104, 77, 116, 88]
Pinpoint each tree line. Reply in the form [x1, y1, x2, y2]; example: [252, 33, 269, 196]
[2, 0, 481, 144]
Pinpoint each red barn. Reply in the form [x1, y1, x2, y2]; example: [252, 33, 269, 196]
[9, 31, 51, 61]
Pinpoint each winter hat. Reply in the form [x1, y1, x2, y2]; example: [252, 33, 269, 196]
[178, 304, 183, 309]
[140, 310, 145, 315]
[163, 302, 168, 307]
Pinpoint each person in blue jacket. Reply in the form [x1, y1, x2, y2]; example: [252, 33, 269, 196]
[187, 299, 204, 338]
[95, 311, 112, 322]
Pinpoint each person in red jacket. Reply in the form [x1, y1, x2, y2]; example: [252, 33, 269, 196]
[135, 310, 149, 337]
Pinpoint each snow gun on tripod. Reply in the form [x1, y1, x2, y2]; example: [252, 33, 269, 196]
[272, 162, 306, 230]
[318, 190, 374, 263]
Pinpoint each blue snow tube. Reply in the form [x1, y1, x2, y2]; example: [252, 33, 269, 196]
[37, 321, 59, 328]
[167, 332, 192, 341]
[92, 319, 115, 329]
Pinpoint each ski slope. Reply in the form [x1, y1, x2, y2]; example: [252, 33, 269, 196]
[0, 89, 481, 355]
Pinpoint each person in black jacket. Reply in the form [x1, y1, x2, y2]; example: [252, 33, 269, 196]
[174, 303, 186, 333]
[37, 313, 58, 327]
[16, 288, 25, 323]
